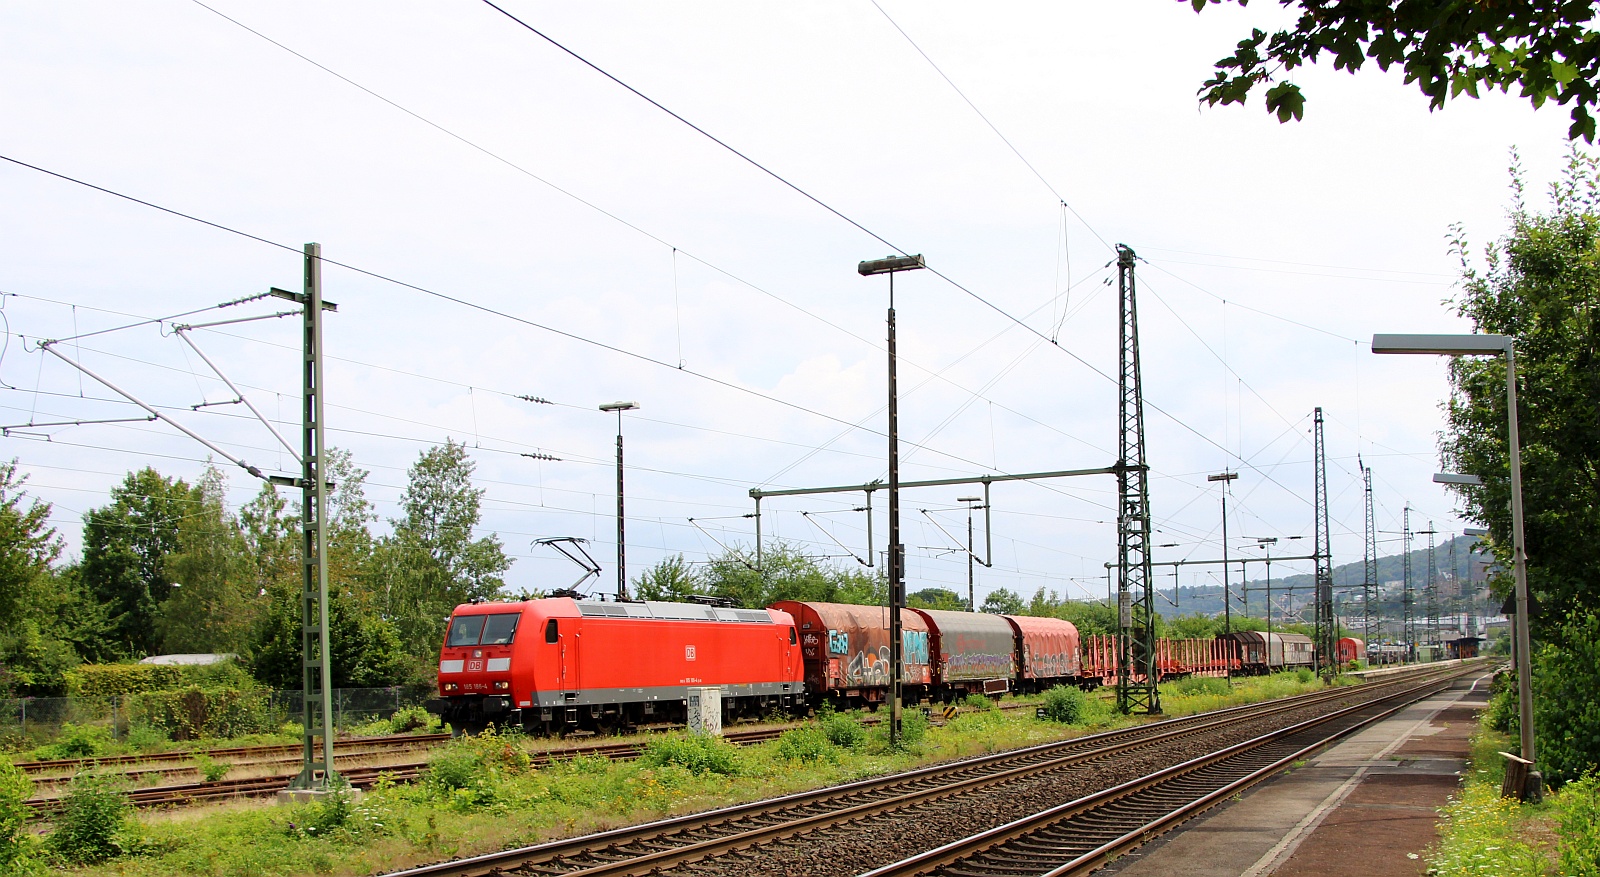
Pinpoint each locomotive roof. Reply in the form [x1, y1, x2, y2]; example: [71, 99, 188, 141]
[574, 600, 776, 624]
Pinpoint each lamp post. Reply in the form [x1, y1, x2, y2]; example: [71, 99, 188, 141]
[958, 496, 984, 611]
[1373, 332, 1539, 800]
[599, 401, 639, 600]
[860, 253, 925, 748]
[1207, 472, 1239, 636]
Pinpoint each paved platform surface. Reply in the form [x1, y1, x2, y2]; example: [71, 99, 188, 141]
[1103, 670, 1494, 877]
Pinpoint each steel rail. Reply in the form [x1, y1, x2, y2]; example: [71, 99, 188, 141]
[862, 669, 1476, 877]
[381, 664, 1464, 877]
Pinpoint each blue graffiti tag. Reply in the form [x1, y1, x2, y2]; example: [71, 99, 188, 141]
[828, 629, 850, 655]
[902, 630, 930, 665]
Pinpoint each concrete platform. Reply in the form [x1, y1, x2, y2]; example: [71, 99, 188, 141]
[1104, 670, 1494, 877]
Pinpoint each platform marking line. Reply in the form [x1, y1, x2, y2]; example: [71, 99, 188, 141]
[1239, 674, 1492, 877]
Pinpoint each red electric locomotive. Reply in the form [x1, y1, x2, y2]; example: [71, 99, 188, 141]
[426, 596, 805, 734]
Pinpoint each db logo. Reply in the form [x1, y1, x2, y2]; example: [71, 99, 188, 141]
[685, 645, 697, 661]
[467, 660, 483, 672]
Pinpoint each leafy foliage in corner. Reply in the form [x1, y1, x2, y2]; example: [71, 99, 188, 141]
[1185, 1, 1600, 140]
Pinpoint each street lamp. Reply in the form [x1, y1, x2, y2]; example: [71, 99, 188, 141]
[599, 401, 639, 601]
[860, 253, 926, 747]
[1373, 332, 1539, 800]
[958, 496, 985, 611]
[1207, 471, 1239, 637]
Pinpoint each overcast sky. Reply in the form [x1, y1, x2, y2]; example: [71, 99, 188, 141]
[0, 1, 1573, 608]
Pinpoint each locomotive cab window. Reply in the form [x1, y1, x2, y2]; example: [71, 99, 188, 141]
[481, 613, 519, 645]
[789, 627, 797, 645]
[446, 615, 486, 648]
[545, 618, 559, 643]
[445, 613, 520, 647]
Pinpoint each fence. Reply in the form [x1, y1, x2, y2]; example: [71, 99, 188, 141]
[0, 687, 429, 744]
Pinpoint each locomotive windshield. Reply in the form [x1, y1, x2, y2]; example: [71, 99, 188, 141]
[446, 613, 520, 647]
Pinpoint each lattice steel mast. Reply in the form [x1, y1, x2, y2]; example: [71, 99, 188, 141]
[1362, 460, 1377, 647]
[1313, 407, 1335, 678]
[1402, 504, 1414, 662]
[1426, 523, 1438, 649]
[1114, 245, 1160, 714]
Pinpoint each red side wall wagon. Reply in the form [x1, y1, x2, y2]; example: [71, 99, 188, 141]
[427, 597, 804, 733]
[1002, 614, 1081, 692]
[1336, 637, 1366, 665]
[774, 600, 932, 708]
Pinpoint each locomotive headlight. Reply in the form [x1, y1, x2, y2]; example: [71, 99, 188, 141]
[444, 682, 459, 692]
[494, 681, 510, 691]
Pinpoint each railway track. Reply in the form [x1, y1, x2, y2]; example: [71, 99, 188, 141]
[863, 670, 1475, 877]
[15, 732, 452, 778]
[380, 665, 1467, 877]
[23, 726, 790, 817]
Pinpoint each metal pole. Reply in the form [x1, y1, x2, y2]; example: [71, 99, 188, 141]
[965, 501, 975, 611]
[615, 413, 627, 600]
[887, 270, 903, 746]
[754, 495, 762, 571]
[291, 242, 336, 791]
[1265, 547, 1272, 636]
[1221, 487, 1231, 634]
[1504, 346, 1540, 798]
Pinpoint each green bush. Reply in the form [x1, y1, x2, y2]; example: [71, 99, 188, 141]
[1486, 671, 1519, 736]
[424, 746, 485, 792]
[775, 726, 836, 763]
[1295, 668, 1315, 684]
[0, 760, 34, 871]
[45, 774, 133, 865]
[128, 686, 280, 741]
[1533, 609, 1600, 786]
[1558, 773, 1600, 877]
[819, 711, 867, 750]
[640, 734, 743, 775]
[31, 722, 113, 760]
[1040, 685, 1088, 724]
[963, 693, 996, 711]
[388, 705, 439, 734]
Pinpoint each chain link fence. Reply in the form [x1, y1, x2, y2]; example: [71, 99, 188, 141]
[0, 686, 430, 745]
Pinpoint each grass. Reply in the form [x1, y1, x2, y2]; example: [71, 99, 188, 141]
[1426, 710, 1600, 876]
[41, 672, 1342, 877]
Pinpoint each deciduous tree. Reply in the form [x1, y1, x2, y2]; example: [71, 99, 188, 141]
[1187, 1, 1600, 140]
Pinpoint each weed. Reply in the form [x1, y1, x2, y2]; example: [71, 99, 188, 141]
[124, 724, 169, 752]
[775, 726, 836, 764]
[819, 711, 867, 750]
[0, 759, 35, 871]
[963, 693, 996, 711]
[1557, 772, 1600, 877]
[1294, 668, 1315, 684]
[194, 753, 231, 783]
[32, 723, 113, 760]
[1040, 685, 1089, 724]
[389, 705, 440, 734]
[641, 734, 744, 775]
[1169, 676, 1229, 697]
[425, 745, 486, 792]
[46, 773, 135, 865]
